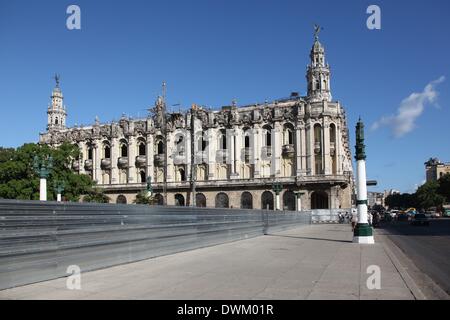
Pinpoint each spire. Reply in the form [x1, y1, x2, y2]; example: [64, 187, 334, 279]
[306, 24, 332, 102]
[47, 74, 67, 131]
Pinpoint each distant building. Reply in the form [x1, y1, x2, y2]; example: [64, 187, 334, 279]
[425, 158, 450, 182]
[39, 31, 354, 210]
[368, 192, 385, 208]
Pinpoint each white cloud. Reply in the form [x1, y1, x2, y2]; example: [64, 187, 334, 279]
[371, 76, 445, 138]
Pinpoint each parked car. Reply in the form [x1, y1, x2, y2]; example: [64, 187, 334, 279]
[411, 213, 430, 226]
[397, 213, 409, 221]
[442, 205, 450, 217]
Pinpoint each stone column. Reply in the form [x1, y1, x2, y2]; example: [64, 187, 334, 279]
[146, 133, 154, 182]
[336, 124, 342, 175]
[128, 136, 136, 183]
[306, 121, 314, 175]
[253, 125, 261, 178]
[323, 121, 331, 175]
[207, 129, 215, 180]
[230, 128, 239, 179]
[94, 142, 101, 183]
[78, 142, 86, 175]
[295, 124, 302, 176]
[273, 122, 282, 177]
[111, 138, 119, 184]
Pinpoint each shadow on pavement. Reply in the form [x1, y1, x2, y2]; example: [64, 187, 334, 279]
[266, 234, 353, 243]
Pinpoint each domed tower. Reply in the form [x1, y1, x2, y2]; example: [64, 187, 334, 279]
[306, 25, 332, 103]
[47, 74, 67, 131]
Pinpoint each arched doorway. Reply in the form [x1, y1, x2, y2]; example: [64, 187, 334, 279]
[175, 194, 185, 206]
[215, 192, 229, 208]
[116, 195, 127, 204]
[261, 191, 274, 210]
[154, 194, 164, 205]
[241, 192, 253, 209]
[311, 191, 329, 209]
[283, 191, 296, 211]
[196, 193, 206, 207]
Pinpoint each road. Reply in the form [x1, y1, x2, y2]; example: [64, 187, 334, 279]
[379, 218, 450, 297]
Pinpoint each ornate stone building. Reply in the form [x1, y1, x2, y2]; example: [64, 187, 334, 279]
[39, 33, 354, 210]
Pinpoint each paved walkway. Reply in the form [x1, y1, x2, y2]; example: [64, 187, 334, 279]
[0, 224, 418, 300]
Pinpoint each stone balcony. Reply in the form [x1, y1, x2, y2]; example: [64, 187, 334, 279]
[314, 142, 321, 155]
[154, 154, 165, 166]
[261, 146, 272, 158]
[195, 151, 207, 164]
[282, 144, 295, 158]
[118, 157, 129, 169]
[135, 155, 147, 168]
[216, 149, 228, 163]
[101, 158, 112, 170]
[241, 148, 251, 162]
[72, 160, 80, 171]
[84, 159, 93, 171]
[330, 142, 336, 156]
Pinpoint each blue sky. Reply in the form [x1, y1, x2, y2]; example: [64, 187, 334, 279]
[0, 0, 449, 193]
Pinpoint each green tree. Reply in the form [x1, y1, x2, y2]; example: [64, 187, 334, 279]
[415, 181, 445, 210]
[82, 187, 111, 203]
[437, 173, 450, 203]
[0, 142, 95, 201]
[134, 190, 158, 205]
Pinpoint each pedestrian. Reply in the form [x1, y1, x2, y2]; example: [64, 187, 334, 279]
[351, 213, 358, 232]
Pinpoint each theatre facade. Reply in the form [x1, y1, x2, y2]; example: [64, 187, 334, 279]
[39, 33, 354, 210]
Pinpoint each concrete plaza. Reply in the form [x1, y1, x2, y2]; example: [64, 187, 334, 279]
[0, 224, 422, 300]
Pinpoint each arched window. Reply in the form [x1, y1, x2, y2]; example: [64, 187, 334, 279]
[121, 143, 128, 157]
[154, 194, 164, 206]
[261, 191, 274, 210]
[330, 124, 337, 175]
[215, 192, 229, 208]
[179, 168, 186, 182]
[116, 195, 127, 204]
[283, 191, 296, 211]
[104, 145, 111, 159]
[311, 191, 329, 209]
[265, 127, 272, 147]
[196, 193, 206, 207]
[241, 192, 253, 209]
[175, 194, 185, 206]
[88, 147, 93, 160]
[245, 135, 250, 148]
[140, 171, 146, 183]
[138, 142, 146, 156]
[157, 141, 164, 155]
[219, 130, 227, 150]
[55, 117, 59, 125]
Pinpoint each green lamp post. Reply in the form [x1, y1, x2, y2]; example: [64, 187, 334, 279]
[33, 155, 54, 201]
[272, 182, 283, 210]
[353, 119, 374, 244]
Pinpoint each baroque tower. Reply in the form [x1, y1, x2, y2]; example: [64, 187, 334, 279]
[306, 25, 332, 102]
[47, 74, 67, 131]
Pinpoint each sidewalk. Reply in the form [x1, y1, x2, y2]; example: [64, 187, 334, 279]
[0, 224, 417, 300]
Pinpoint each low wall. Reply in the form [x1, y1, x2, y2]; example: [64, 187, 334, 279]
[311, 209, 352, 224]
[0, 200, 311, 290]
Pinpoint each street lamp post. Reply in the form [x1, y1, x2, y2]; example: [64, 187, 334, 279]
[353, 119, 375, 244]
[33, 155, 53, 202]
[272, 182, 283, 211]
[53, 180, 65, 202]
